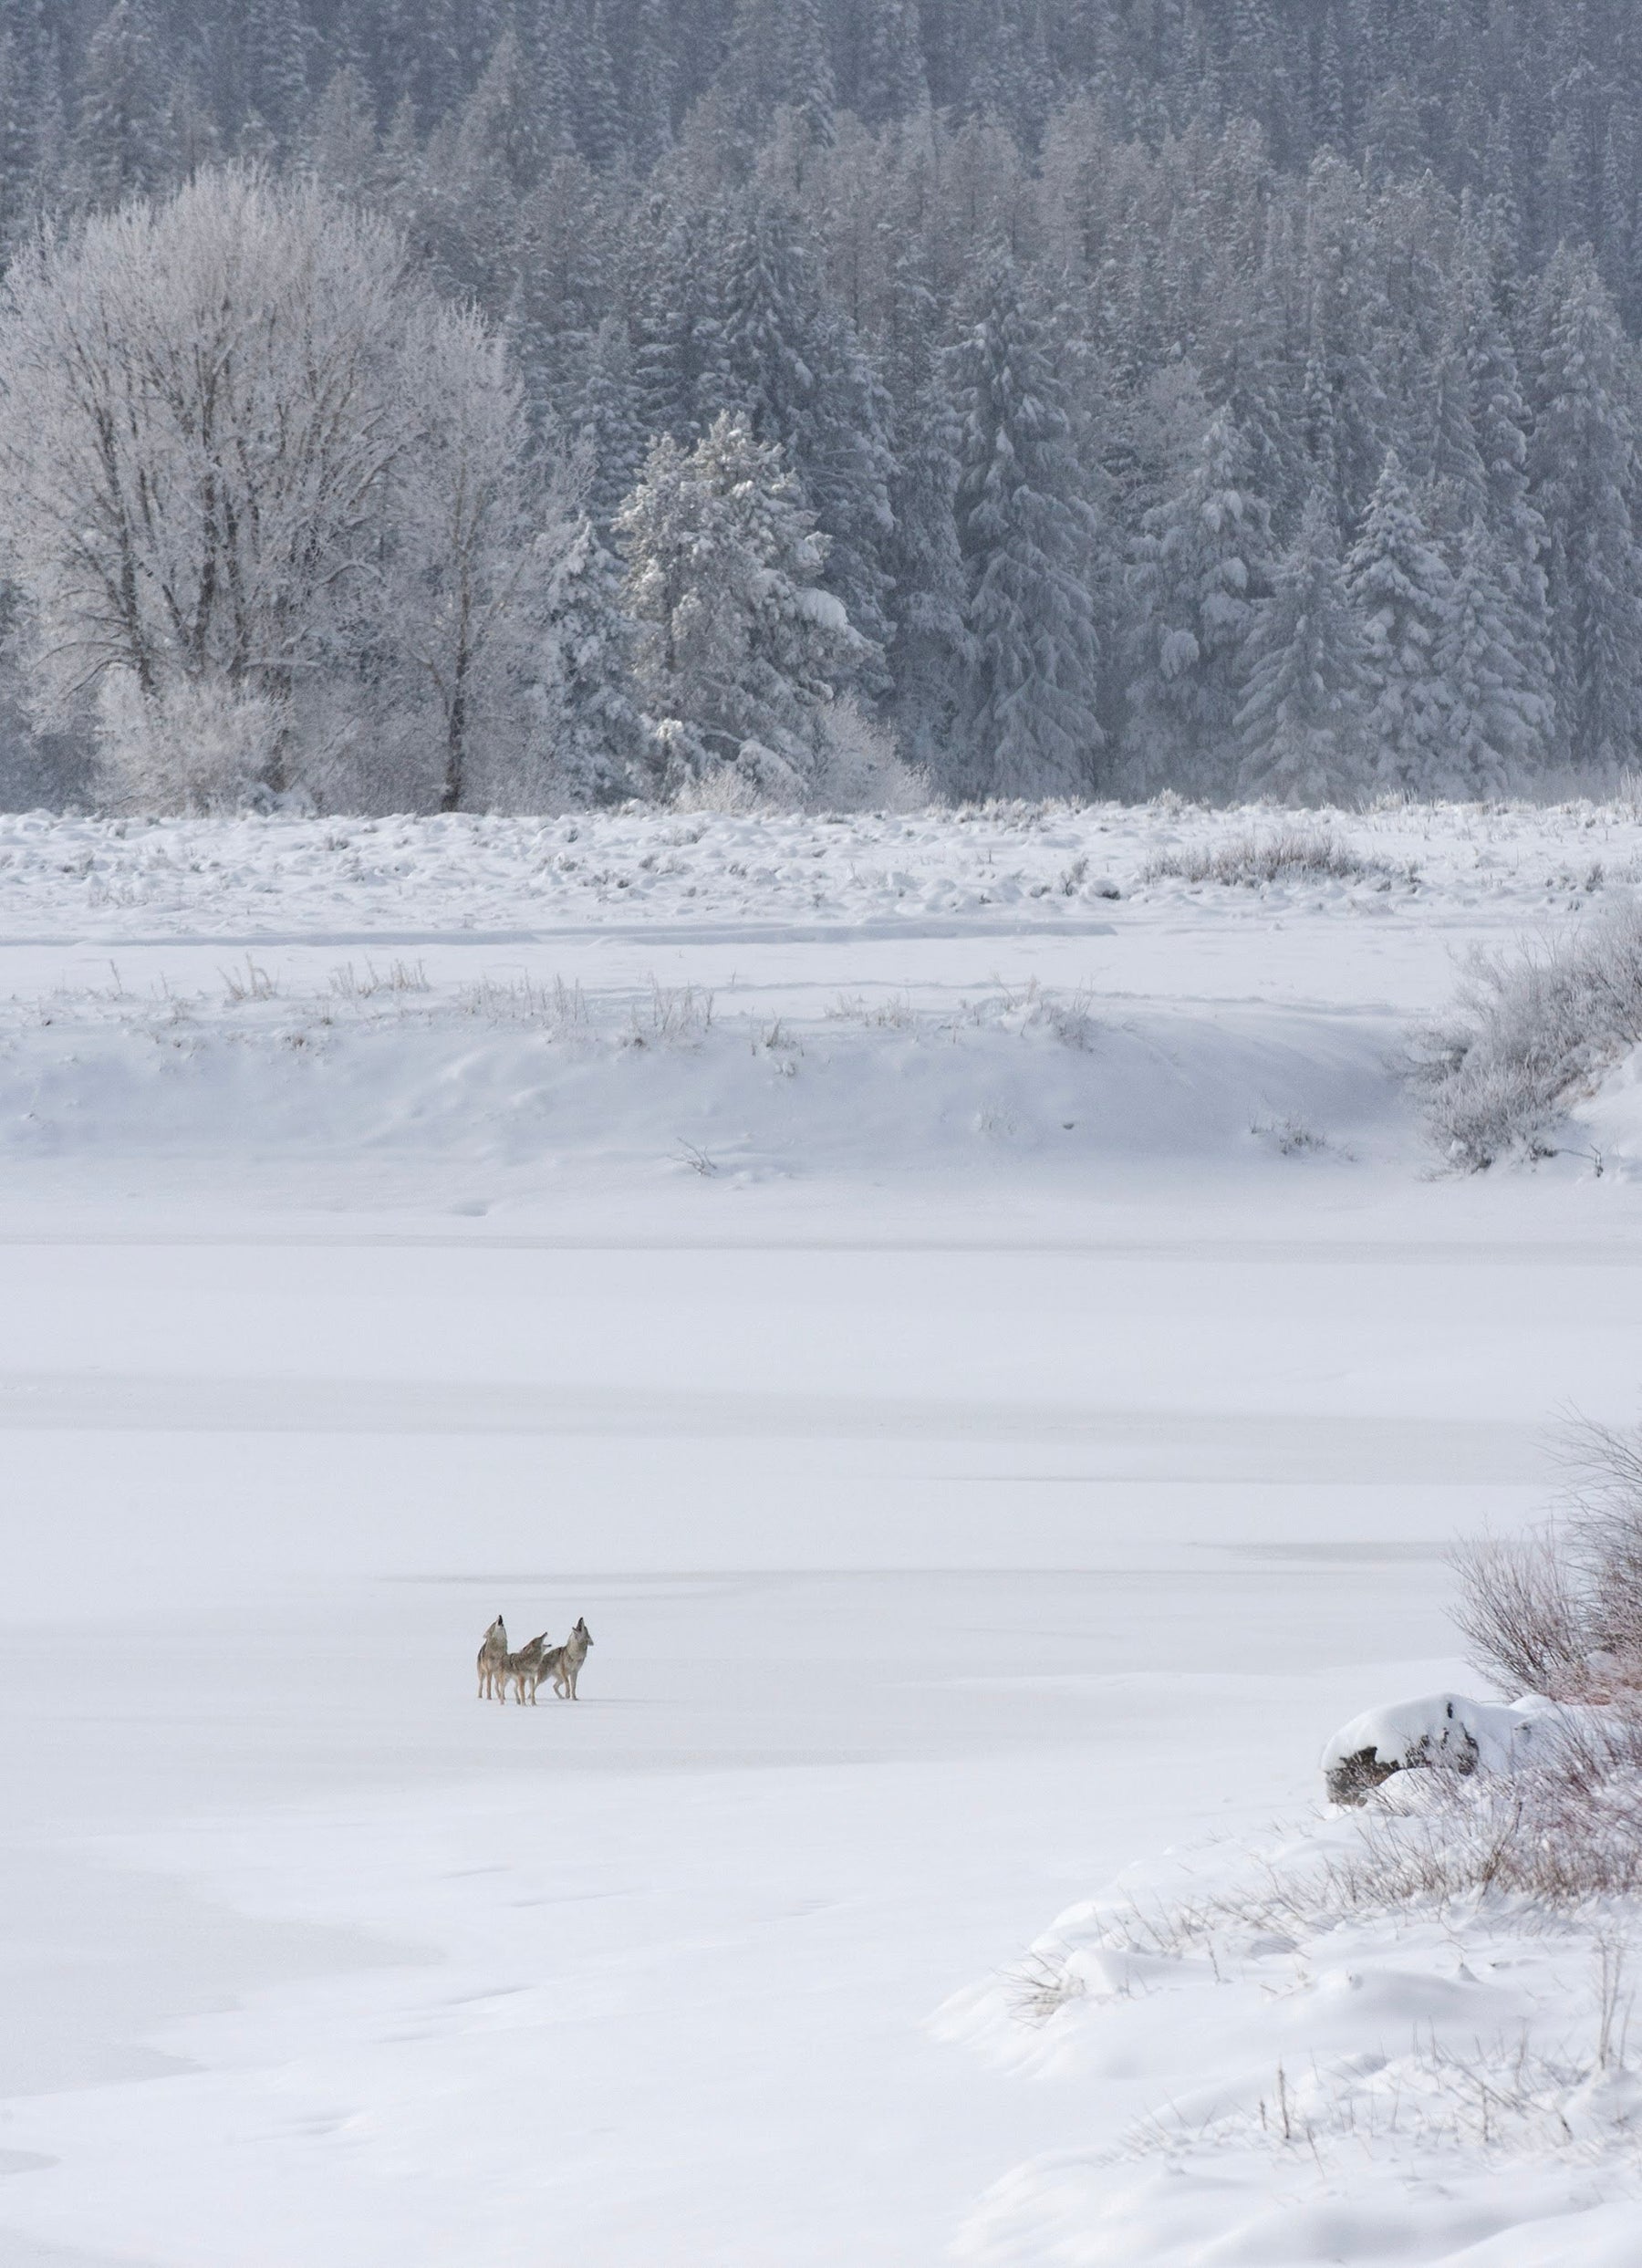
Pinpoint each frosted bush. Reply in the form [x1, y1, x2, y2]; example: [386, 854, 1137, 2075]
[1410, 896, 1642, 1167]
[670, 761, 782, 816]
[96, 672, 285, 815]
[808, 700, 931, 814]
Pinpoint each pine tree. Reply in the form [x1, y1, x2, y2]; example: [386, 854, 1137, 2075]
[529, 515, 644, 804]
[625, 0, 675, 172]
[1237, 490, 1370, 803]
[885, 369, 971, 789]
[628, 199, 716, 443]
[857, 0, 930, 126]
[1454, 217, 1554, 725]
[1346, 451, 1451, 792]
[564, 315, 649, 528]
[1529, 244, 1642, 773]
[1431, 518, 1549, 798]
[722, 0, 835, 147]
[1424, 328, 1489, 540]
[244, 0, 310, 149]
[950, 255, 1103, 798]
[0, 26, 37, 251]
[74, 0, 174, 208]
[1126, 405, 1273, 793]
[704, 195, 895, 670]
[615, 413, 872, 798]
[568, 0, 625, 169]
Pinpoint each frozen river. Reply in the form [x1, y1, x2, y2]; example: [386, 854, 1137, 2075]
[2, 1205, 1634, 2265]
[3, 802, 1641, 2262]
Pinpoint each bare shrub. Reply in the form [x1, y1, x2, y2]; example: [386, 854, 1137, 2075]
[1450, 1532, 1591, 1700]
[1141, 826, 1398, 887]
[1408, 896, 1642, 1169]
[1561, 1420, 1642, 1677]
[1452, 1418, 1642, 1701]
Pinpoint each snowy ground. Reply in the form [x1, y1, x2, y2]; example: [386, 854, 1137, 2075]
[4, 799, 1642, 2265]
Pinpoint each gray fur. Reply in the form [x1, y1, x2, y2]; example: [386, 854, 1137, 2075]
[543, 1617, 594, 1701]
[475, 1613, 508, 1701]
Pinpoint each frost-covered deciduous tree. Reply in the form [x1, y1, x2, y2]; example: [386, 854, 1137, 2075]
[614, 411, 869, 800]
[390, 305, 566, 813]
[0, 166, 556, 812]
[1237, 491, 1370, 802]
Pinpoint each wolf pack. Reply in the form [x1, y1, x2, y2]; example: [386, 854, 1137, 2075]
[475, 1613, 593, 1705]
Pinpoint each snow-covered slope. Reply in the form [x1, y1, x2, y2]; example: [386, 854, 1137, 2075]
[5, 796, 1642, 1209]
[943, 1801, 1642, 2267]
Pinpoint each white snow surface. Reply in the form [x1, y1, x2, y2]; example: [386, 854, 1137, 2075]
[5, 797, 1642, 2266]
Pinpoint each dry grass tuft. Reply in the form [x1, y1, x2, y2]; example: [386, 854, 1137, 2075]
[1141, 827, 1401, 888]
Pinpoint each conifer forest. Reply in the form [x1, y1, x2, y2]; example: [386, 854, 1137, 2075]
[3, 0, 1642, 811]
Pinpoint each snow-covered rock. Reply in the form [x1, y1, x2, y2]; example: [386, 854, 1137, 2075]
[1320, 1689, 1581, 1803]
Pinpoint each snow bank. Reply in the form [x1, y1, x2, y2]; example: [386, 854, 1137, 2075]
[0, 968, 1398, 1195]
[6, 796, 1642, 1202]
[942, 1803, 1642, 2266]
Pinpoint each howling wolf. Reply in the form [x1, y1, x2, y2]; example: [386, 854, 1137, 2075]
[475, 1613, 508, 1701]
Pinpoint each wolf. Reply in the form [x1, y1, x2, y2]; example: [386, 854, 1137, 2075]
[501, 1631, 553, 1705]
[545, 1617, 593, 1700]
[475, 1613, 508, 1701]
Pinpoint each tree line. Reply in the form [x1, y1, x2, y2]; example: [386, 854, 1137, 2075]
[1, 0, 1641, 808]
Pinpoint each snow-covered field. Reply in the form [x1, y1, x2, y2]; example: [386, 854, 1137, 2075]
[4, 798, 1642, 2266]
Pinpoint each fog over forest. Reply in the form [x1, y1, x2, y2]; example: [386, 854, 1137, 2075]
[2, 0, 1641, 811]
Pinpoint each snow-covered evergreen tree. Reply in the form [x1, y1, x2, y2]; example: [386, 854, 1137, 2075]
[1431, 517, 1550, 798]
[244, 0, 310, 150]
[703, 195, 895, 670]
[1125, 405, 1272, 793]
[614, 412, 871, 799]
[950, 255, 1103, 798]
[1237, 490, 1370, 802]
[1529, 244, 1642, 774]
[527, 514, 644, 805]
[1346, 451, 1452, 792]
[73, 0, 174, 208]
[884, 366, 971, 792]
